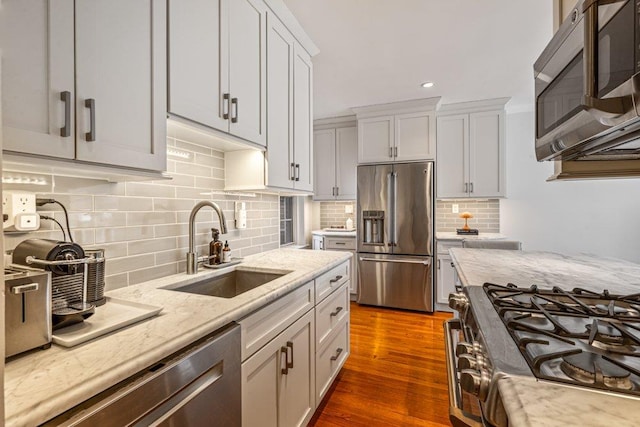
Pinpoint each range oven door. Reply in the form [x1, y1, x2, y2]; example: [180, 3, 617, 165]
[534, 0, 640, 161]
[444, 318, 484, 427]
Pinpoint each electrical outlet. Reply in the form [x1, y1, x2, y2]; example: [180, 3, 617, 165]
[3, 191, 39, 231]
[344, 204, 354, 214]
[452, 204, 459, 214]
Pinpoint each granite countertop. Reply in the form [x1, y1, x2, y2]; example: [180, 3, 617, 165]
[5, 248, 351, 426]
[436, 231, 506, 241]
[312, 229, 356, 237]
[450, 248, 640, 426]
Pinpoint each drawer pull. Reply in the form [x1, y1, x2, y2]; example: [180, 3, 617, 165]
[330, 347, 343, 361]
[330, 306, 343, 317]
[334, 242, 346, 245]
[329, 275, 343, 283]
[280, 341, 294, 374]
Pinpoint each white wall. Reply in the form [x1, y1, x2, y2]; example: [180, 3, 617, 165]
[501, 111, 640, 263]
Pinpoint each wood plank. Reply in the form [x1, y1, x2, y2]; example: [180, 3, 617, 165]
[309, 303, 453, 426]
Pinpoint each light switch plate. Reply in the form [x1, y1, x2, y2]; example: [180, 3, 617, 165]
[452, 204, 459, 214]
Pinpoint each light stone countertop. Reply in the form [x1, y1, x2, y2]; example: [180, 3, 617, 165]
[312, 229, 356, 237]
[5, 248, 351, 426]
[450, 248, 640, 427]
[436, 231, 506, 241]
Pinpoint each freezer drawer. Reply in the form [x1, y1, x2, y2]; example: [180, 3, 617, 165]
[357, 254, 433, 312]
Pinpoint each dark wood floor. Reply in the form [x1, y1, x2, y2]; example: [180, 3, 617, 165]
[309, 302, 453, 427]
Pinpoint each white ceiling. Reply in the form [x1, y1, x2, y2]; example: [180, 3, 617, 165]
[282, 0, 554, 119]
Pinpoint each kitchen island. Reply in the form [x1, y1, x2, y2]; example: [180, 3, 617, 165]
[5, 248, 351, 426]
[449, 248, 640, 427]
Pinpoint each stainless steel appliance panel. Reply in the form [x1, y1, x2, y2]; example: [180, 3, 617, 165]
[534, 0, 640, 161]
[5, 269, 52, 358]
[46, 323, 241, 426]
[393, 162, 433, 256]
[357, 164, 392, 253]
[357, 254, 433, 312]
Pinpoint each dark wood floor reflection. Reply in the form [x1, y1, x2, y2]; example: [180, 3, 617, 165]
[309, 302, 453, 426]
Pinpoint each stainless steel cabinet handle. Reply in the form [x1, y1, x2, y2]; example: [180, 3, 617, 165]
[464, 183, 468, 193]
[295, 164, 300, 181]
[330, 306, 343, 317]
[437, 259, 441, 270]
[336, 186, 339, 196]
[222, 93, 230, 120]
[329, 275, 343, 283]
[280, 341, 294, 374]
[290, 163, 296, 181]
[394, 146, 398, 157]
[359, 257, 431, 266]
[60, 91, 71, 137]
[330, 347, 343, 361]
[470, 182, 474, 193]
[389, 146, 393, 158]
[231, 97, 238, 123]
[85, 98, 96, 142]
[334, 242, 346, 245]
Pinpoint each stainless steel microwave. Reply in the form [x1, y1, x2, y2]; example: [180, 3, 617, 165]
[534, 0, 640, 162]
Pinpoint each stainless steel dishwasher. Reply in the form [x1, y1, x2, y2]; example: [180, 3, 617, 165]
[45, 323, 241, 426]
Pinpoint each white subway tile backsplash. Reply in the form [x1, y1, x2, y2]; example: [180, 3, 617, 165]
[436, 199, 500, 232]
[3, 139, 280, 289]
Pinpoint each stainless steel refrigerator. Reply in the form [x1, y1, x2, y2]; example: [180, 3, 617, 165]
[357, 162, 434, 312]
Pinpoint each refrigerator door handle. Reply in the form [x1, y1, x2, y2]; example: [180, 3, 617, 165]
[392, 171, 398, 247]
[359, 257, 431, 266]
[387, 171, 394, 248]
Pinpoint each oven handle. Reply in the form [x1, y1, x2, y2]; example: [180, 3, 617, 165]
[582, 0, 633, 123]
[444, 319, 483, 427]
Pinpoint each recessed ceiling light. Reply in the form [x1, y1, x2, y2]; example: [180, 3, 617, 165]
[421, 81, 434, 88]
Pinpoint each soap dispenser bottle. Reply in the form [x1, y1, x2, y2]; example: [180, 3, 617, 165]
[222, 240, 231, 263]
[209, 228, 223, 264]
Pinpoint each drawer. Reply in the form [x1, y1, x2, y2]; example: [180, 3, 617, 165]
[315, 261, 349, 303]
[239, 281, 314, 361]
[315, 282, 349, 348]
[316, 319, 349, 402]
[325, 237, 356, 251]
[436, 240, 463, 254]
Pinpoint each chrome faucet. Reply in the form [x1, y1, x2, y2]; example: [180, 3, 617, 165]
[187, 201, 228, 274]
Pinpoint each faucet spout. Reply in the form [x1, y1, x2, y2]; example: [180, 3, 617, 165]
[187, 201, 228, 274]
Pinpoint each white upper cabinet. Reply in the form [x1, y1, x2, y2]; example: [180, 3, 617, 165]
[313, 118, 357, 200]
[353, 98, 439, 164]
[292, 46, 314, 192]
[0, 0, 166, 172]
[168, 0, 267, 147]
[436, 98, 508, 198]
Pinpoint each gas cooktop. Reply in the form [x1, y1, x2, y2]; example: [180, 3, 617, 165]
[483, 283, 640, 397]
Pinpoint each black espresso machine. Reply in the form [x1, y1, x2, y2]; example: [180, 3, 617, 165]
[12, 239, 104, 330]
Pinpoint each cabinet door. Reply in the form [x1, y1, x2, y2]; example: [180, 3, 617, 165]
[436, 114, 469, 198]
[357, 116, 394, 163]
[335, 126, 358, 200]
[313, 129, 336, 199]
[469, 110, 505, 197]
[437, 254, 456, 305]
[241, 310, 314, 427]
[228, 0, 267, 146]
[75, 0, 166, 171]
[395, 112, 435, 161]
[0, 0, 75, 159]
[279, 311, 315, 427]
[266, 13, 295, 189]
[168, 0, 228, 132]
[293, 46, 313, 192]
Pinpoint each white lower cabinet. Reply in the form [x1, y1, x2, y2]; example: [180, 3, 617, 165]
[316, 317, 349, 403]
[436, 240, 462, 307]
[240, 260, 350, 426]
[242, 310, 315, 427]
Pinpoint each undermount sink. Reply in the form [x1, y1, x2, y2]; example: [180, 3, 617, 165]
[163, 269, 288, 298]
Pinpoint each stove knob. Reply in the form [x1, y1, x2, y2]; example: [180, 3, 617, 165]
[457, 354, 478, 370]
[472, 341, 483, 354]
[448, 292, 468, 311]
[460, 369, 491, 401]
[455, 342, 474, 357]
